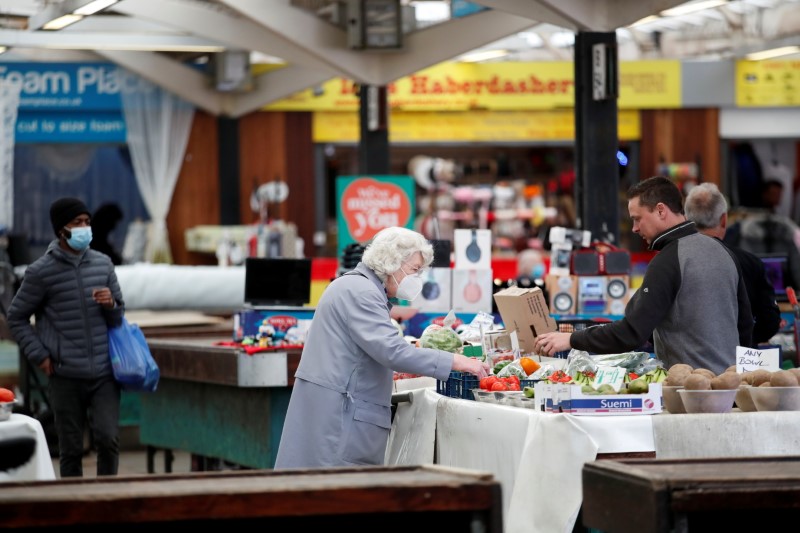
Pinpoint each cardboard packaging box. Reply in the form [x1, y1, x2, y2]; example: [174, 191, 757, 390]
[556, 383, 663, 416]
[493, 286, 557, 355]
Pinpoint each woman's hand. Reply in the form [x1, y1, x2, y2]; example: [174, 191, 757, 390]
[452, 353, 490, 379]
[533, 332, 573, 356]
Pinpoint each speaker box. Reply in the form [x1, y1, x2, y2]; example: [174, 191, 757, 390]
[545, 274, 578, 315]
[602, 250, 632, 275]
[605, 275, 630, 315]
[572, 250, 601, 275]
[430, 239, 452, 268]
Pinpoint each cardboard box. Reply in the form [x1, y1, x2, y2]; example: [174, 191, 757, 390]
[492, 286, 557, 355]
[556, 383, 663, 416]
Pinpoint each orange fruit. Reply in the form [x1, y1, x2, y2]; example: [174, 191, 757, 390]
[519, 357, 540, 376]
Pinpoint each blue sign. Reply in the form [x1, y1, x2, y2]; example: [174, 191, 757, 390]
[16, 111, 126, 143]
[0, 62, 125, 111]
[0, 62, 130, 142]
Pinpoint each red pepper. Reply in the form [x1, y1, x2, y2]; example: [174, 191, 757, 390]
[628, 372, 639, 380]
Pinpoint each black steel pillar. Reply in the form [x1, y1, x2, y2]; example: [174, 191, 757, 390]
[358, 84, 390, 174]
[574, 31, 620, 245]
[218, 116, 241, 224]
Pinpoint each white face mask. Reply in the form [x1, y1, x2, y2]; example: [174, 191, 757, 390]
[392, 263, 424, 301]
[396, 274, 424, 301]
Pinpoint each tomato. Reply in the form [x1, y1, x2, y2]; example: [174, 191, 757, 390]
[481, 376, 499, 391]
[507, 382, 521, 391]
[0, 388, 14, 403]
[491, 381, 510, 391]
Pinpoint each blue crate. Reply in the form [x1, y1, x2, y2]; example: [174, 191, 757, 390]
[436, 371, 479, 400]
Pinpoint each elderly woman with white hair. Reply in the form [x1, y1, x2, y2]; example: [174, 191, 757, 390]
[275, 226, 490, 469]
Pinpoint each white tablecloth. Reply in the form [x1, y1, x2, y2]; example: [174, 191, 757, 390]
[0, 414, 56, 482]
[388, 391, 800, 533]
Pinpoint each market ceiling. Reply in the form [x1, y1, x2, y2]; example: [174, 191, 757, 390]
[0, 0, 798, 117]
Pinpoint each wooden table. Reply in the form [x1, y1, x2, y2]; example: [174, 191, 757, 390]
[582, 456, 800, 533]
[0, 464, 502, 531]
[140, 337, 301, 471]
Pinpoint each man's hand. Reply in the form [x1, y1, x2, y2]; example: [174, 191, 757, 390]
[38, 357, 53, 376]
[92, 287, 115, 309]
[533, 332, 573, 356]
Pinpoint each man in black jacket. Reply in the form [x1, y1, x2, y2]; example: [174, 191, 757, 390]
[685, 182, 782, 346]
[8, 197, 125, 477]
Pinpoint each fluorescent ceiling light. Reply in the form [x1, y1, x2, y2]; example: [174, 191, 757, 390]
[629, 15, 660, 27]
[73, 0, 119, 16]
[39, 43, 226, 52]
[0, 46, 7, 54]
[458, 49, 509, 62]
[745, 46, 800, 61]
[661, 1, 728, 17]
[42, 14, 83, 30]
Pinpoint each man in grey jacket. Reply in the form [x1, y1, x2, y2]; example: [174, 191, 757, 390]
[534, 177, 753, 375]
[8, 197, 125, 477]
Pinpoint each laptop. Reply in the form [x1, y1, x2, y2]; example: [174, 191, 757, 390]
[757, 253, 790, 302]
[244, 257, 312, 308]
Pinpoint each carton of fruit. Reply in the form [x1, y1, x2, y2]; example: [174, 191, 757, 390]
[556, 383, 663, 416]
[533, 381, 560, 412]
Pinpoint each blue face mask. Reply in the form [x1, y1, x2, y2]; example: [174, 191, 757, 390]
[65, 226, 92, 251]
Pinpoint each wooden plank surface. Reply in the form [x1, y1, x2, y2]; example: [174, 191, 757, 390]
[0, 465, 502, 531]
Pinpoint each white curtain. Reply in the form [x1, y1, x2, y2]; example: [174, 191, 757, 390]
[0, 79, 21, 230]
[120, 71, 194, 263]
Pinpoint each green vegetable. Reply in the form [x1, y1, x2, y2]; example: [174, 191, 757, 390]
[419, 325, 462, 353]
[493, 360, 512, 375]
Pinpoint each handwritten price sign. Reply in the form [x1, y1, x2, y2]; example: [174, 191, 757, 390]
[736, 345, 781, 373]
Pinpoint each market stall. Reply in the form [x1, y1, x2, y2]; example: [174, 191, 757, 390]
[387, 388, 800, 533]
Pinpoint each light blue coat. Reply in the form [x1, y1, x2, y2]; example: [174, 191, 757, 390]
[274, 262, 454, 468]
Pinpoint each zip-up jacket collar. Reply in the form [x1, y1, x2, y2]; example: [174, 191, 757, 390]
[650, 220, 696, 252]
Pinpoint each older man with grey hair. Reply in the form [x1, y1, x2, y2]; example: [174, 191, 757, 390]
[685, 182, 780, 346]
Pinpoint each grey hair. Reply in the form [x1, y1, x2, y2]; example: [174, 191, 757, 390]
[361, 227, 434, 282]
[684, 182, 728, 230]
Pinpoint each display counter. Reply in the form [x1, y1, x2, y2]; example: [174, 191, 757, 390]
[0, 414, 55, 483]
[0, 465, 501, 531]
[387, 388, 800, 533]
[140, 337, 302, 470]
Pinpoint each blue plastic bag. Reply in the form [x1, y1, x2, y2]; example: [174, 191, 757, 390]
[108, 317, 160, 392]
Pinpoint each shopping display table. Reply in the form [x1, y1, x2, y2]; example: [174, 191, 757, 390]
[0, 464, 502, 531]
[387, 388, 800, 533]
[140, 337, 301, 470]
[582, 456, 800, 532]
[0, 413, 55, 482]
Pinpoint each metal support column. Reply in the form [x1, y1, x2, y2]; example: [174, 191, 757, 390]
[358, 84, 390, 175]
[574, 31, 620, 245]
[218, 116, 241, 224]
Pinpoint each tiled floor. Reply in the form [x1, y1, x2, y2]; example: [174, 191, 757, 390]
[49, 427, 194, 479]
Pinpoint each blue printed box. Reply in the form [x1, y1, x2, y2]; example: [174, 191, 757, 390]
[234, 307, 315, 347]
[556, 383, 662, 416]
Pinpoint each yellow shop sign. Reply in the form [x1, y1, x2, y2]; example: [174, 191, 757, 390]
[736, 59, 800, 107]
[313, 109, 641, 143]
[265, 61, 681, 112]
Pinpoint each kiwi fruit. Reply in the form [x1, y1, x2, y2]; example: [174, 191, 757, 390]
[750, 369, 772, 387]
[683, 373, 712, 390]
[692, 368, 716, 380]
[770, 370, 800, 387]
[711, 372, 742, 390]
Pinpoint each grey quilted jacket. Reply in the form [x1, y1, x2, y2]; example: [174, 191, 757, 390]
[7, 239, 125, 379]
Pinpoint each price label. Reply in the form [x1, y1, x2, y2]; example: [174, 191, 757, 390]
[736, 345, 780, 373]
[592, 365, 625, 391]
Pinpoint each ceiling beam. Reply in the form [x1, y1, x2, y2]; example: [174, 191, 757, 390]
[225, 66, 334, 118]
[113, 0, 339, 74]
[0, 27, 222, 51]
[94, 49, 224, 115]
